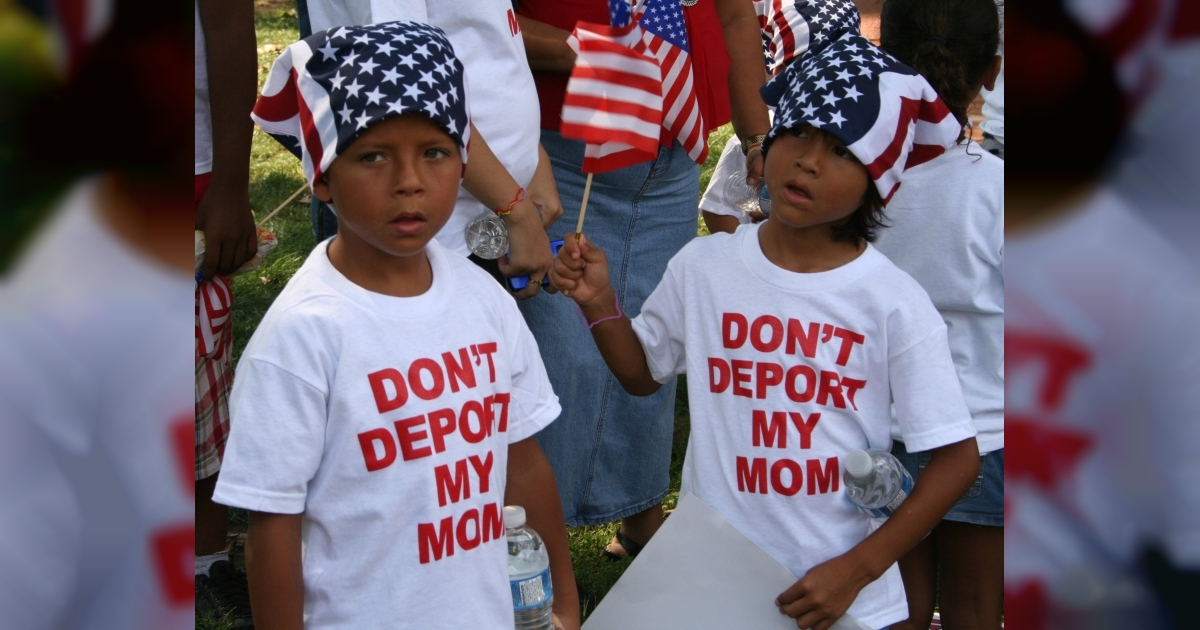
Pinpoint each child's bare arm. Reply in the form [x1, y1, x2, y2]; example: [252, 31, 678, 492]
[776, 437, 980, 630]
[549, 234, 661, 396]
[246, 511, 305, 630]
[505, 437, 581, 630]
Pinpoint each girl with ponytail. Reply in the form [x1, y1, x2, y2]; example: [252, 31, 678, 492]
[872, 1, 1005, 628]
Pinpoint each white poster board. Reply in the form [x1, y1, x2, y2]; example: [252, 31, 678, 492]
[582, 493, 871, 630]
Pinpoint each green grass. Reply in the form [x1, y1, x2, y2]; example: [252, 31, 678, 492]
[205, 8, 735, 628]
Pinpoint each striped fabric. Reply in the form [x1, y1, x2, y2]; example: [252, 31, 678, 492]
[251, 21, 471, 189]
[562, 0, 709, 172]
[763, 31, 961, 204]
[561, 18, 664, 171]
[755, 0, 861, 75]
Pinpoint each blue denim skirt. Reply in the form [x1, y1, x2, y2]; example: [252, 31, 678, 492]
[519, 130, 699, 526]
[892, 441, 1004, 527]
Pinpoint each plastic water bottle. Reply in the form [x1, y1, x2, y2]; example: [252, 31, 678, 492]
[723, 171, 760, 215]
[505, 506, 554, 630]
[843, 449, 914, 519]
[465, 210, 509, 260]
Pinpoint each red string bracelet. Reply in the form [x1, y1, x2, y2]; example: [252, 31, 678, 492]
[494, 187, 526, 216]
[576, 293, 623, 329]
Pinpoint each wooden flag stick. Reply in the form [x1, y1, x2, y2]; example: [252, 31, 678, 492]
[257, 182, 309, 228]
[575, 172, 594, 238]
[563, 171, 595, 298]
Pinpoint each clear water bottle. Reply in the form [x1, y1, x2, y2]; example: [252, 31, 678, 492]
[843, 449, 914, 519]
[723, 171, 761, 215]
[505, 506, 554, 630]
[465, 210, 509, 260]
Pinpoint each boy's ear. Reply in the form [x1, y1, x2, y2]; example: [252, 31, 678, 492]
[312, 175, 333, 204]
[983, 55, 1002, 93]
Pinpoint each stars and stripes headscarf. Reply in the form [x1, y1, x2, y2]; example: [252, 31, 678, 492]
[251, 21, 471, 190]
[757, 0, 861, 75]
[762, 31, 961, 204]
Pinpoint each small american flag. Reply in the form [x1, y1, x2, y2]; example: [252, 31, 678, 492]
[636, 0, 708, 164]
[562, 0, 709, 172]
[764, 31, 961, 203]
[561, 2, 664, 171]
[755, 0, 861, 74]
[251, 21, 471, 189]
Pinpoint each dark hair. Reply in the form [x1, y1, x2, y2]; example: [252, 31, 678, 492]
[832, 182, 886, 244]
[761, 131, 887, 244]
[880, 0, 1000, 136]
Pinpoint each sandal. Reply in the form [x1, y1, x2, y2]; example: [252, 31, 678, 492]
[603, 528, 646, 560]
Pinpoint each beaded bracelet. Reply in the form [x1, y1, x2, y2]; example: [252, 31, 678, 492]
[576, 293, 624, 329]
[494, 187, 526, 216]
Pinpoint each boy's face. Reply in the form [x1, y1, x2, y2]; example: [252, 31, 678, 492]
[763, 125, 870, 232]
[313, 113, 461, 259]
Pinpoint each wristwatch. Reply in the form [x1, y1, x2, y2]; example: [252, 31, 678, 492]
[740, 134, 767, 155]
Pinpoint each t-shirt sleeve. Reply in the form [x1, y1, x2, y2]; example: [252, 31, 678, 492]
[498, 298, 561, 444]
[631, 264, 688, 383]
[211, 358, 328, 514]
[890, 325, 978, 452]
[699, 137, 749, 221]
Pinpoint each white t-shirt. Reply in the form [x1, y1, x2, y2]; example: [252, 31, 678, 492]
[213, 238, 561, 630]
[305, 0, 542, 257]
[195, 1, 212, 175]
[873, 142, 1004, 454]
[630, 225, 977, 629]
[698, 135, 752, 225]
[0, 180, 195, 630]
[1005, 189, 1200, 604]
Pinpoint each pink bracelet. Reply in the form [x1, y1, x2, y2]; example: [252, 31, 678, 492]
[576, 293, 623, 329]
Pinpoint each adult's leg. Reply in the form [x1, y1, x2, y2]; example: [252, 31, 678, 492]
[935, 521, 1004, 629]
[890, 534, 938, 630]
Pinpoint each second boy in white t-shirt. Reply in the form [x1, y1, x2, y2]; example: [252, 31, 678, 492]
[552, 31, 979, 630]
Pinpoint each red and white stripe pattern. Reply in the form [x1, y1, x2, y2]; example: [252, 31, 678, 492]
[252, 22, 472, 189]
[195, 276, 232, 360]
[636, 0, 708, 164]
[764, 32, 960, 204]
[755, 0, 861, 74]
[848, 71, 962, 203]
[562, 20, 664, 172]
[561, 0, 709, 172]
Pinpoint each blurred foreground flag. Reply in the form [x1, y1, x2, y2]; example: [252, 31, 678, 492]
[561, 0, 708, 172]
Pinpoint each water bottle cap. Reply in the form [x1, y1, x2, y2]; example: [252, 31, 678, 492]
[845, 450, 872, 477]
[503, 505, 526, 529]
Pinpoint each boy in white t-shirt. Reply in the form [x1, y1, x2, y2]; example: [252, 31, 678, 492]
[212, 23, 579, 630]
[551, 31, 979, 630]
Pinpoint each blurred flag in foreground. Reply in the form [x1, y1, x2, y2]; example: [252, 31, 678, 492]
[561, 0, 708, 172]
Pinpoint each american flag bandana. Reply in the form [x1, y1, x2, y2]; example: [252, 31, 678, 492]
[251, 21, 470, 191]
[762, 31, 961, 204]
[756, 0, 861, 75]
